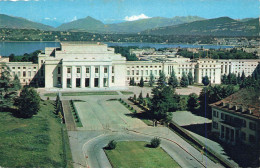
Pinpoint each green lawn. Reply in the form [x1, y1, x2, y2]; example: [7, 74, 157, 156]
[120, 91, 134, 95]
[62, 91, 118, 96]
[0, 101, 73, 167]
[105, 141, 180, 168]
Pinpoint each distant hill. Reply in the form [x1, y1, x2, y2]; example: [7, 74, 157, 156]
[56, 16, 205, 33]
[104, 16, 205, 33]
[0, 14, 54, 30]
[239, 18, 257, 22]
[57, 16, 105, 32]
[141, 17, 259, 36]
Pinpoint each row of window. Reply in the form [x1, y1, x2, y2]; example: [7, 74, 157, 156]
[64, 66, 114, 74]
[64, 76, 115, 88]
[127, 65, 161, 69]
[12, 71, 37, 78]
[213, 110, 256, 130]
[127, 69, 162, 76]
[11, 66, 37, 70]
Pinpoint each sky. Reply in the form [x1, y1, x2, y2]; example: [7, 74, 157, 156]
[0, 0, 259, 27]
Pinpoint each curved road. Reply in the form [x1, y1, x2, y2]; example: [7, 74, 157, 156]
[81, 130, 222, 168]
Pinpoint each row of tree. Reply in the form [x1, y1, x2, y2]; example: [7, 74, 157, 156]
[129, 70, 194, 88]
[177, 48, 258, 59]
[9, 50, 40, 63]
[0, 64, 40, 118]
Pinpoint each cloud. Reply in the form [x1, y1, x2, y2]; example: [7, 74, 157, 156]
[124, 14, 151, 21]
[0, 0, 39, 1]
[44, 17, 57, 20]
[71, 16, 77, 21]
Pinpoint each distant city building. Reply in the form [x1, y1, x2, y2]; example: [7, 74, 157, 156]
[0, 42, 259, 88]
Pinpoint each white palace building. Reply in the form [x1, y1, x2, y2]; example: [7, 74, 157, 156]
[0, 42, 259, 90]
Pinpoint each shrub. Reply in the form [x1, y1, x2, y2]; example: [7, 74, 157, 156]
[47, 97, 50, 100]
[107, 140, 117, 150]
[150, 137, 161, 148]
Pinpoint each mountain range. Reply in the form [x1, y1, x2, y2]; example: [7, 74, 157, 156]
[141, 17, 259, 36]
[0, 14, 258, 36]
[0, 14, 53, 31]
[57, 16, 205, 33]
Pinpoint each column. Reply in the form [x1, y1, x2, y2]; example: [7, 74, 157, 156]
[71, 66, 76, 88]
[108, 65, 111, 87]
[81, 66, 85, 88]
[62, 66, 67, 89]
[90, 66, 95, 88]
[99, 65, 104, 88]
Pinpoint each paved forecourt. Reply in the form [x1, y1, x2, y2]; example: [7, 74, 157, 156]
[74, 97, 147, 131]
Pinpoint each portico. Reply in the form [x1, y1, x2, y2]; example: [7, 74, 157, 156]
[42, 42, 126, 89]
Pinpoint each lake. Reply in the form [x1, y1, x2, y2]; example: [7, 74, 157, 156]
[0, 41, 234, 56]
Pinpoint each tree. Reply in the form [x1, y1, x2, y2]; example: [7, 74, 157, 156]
[202, 76, 210, 86]
[15, 87, 41, 118]
[133, 94, 137, 102]
[107, 140, 117, 150]
[12, 74, 21, 91]
[221, 74, 228, 84]
[137, 91, 144, 104]
[149, 86, 178, 124]
[140, 76, 144, 87]
[178, 97, 187, 111]
[227, 73, 237, 85]
[157, 71, 166, 87]
[188, 71, 194, 85]
[149, 72, 155, 87]
[187, 93, 199, 112]
[146, 93, 150, 98]
[0, 64, 19, 111]
[150, 137, 161, 148]
[129, 77, 135, 86]
[241, 71, 246, 82]
[168, 70, 178, 88]
[180, 72, 189, 87]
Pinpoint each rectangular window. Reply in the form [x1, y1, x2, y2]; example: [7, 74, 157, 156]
[67, 79, 71, 88]
[221, 113, 224, 120]
[86, 67, 90, 73]
[103, 78, 108, 87]
[94, 78, 99, 87]
[104, 67, 108, 73]
[213, 121, 218, 129]
[57, 77, 61, 85]
[141, 70, 143, 76]
[85, 78, 90, 87]
[136, 70, 139, 75]
[28, 71, 31, 77]
[23, 71, 26, 77]
[95, 67, 99, 73]
[127, 70, 130, 75]
[77, 68, 80, 73]
[76, 78, 81, 87]
[18, 71, 21, 77]
[23, 67, 26, 69]
[132, 70, 134, 75]
[249, 135, 255, 143]
[146, 70, 148, 75]
[58, 67, 61, 74]
[67, 68, 71, 73]
[249, 122, 256, 130]
[241, 132, 246, 141]
[112, 66, 114, 73]
[112, 76, 115, 83]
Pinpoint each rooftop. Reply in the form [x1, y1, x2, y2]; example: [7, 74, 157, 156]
[210, 88, 260, 120]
